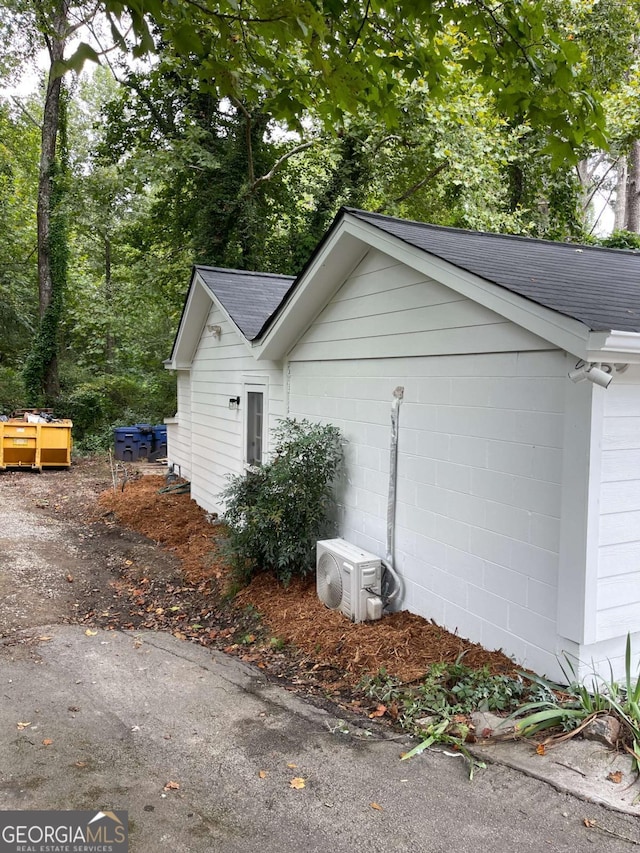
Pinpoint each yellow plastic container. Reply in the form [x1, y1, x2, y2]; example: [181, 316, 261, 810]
[0, 419, 73, 471]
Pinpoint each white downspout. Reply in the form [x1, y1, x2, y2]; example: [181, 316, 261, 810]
[382, 386, 403, 606]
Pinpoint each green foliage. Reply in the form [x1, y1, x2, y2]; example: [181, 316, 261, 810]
[89, 0, 608, 161]
[598, 230, 640, 251]
[510, 636, 640, 773]
[221, 418, 343, 585]
[360, 660, 545, 777]
[57, 371, 175, 450]
[0, 100, 39, 366]
[0, 366, 26, 414]
[362, 660, 538, 723]
[24, 88, 71, 404]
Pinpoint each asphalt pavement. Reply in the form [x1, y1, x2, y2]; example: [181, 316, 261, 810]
[1, 626, 639, 852]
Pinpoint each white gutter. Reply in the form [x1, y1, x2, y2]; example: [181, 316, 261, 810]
[586, 330, 640, 364]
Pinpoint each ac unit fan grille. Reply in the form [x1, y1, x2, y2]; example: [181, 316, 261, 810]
[317, 551, 343, 610]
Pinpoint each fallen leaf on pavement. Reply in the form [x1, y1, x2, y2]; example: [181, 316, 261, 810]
[38, 636, 52, 641]
[607, 770, 623, 784]
[259, 771, 267, 779]
[584, 818, 597, 828]
[286, 763, 297, 769]
[370, 803, 383, 811]
[289, 777, 305, 789]
[66, 574, 73, 583]
[163, 781, 180, 791]
[84, 629, 97, 637]
[74, 761, 87, 768]
[42, 739, 53, 746]
[17, 722, 31, 730]
[369, 705, 387, 718]
[536, 743, 546, 756]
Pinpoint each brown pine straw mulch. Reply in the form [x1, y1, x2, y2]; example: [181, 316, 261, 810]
[98, 475, 520, 686]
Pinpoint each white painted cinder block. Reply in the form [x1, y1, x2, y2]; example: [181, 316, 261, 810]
[287, 331, 573, 679]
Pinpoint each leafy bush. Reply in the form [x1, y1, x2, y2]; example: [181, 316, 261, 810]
[56, 371, 176, 451]
[221, 418, 343, 585]
[0, 366, 26, 415]
[598, 230, 640, 251]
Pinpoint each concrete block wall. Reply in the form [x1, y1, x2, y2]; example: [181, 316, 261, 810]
[288, 350, 569, 678]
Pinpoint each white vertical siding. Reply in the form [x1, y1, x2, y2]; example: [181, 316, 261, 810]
[597, 365, 640, 643]
[188, 304, 284, 514]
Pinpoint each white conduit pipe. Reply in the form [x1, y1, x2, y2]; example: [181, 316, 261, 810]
[383, 386, 403, 606]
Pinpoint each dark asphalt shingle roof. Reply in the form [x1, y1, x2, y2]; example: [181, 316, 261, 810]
[195, 266, 294, 340]
[348, 208, 640, 333]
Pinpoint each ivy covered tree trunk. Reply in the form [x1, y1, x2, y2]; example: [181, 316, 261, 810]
[24, 0, 69, 403]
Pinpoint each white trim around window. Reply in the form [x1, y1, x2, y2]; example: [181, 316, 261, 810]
[243, 377, 268, 467]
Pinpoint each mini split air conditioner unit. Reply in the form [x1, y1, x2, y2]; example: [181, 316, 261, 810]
[316, 539, 383, 622]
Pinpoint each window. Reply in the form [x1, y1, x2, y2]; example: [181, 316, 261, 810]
[246, 389, 264, 465]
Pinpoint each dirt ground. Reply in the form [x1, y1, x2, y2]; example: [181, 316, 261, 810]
[0, 457, 519, 714]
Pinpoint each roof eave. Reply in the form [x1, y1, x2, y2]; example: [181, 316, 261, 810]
[171, 271, 258, 367]
[586, 330, 640, 363]
[255, 211, 600, 362]
[253, 213, 368, 361]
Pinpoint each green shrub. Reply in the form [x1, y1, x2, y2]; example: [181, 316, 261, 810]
[0, 366, 26, 415]
[221, 418, 343, 585]
[56, 371, 176, 450]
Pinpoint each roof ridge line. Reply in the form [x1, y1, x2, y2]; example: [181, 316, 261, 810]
[194, 264, 295, 279]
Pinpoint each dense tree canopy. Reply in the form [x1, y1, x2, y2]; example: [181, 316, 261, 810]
[1, 0, 639, 439]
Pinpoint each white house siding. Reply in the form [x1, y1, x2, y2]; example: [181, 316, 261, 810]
[166, 370, 193, 480]
[594, 364, 640, 675]
[286, 250, 570, 679]
[185, 303, 284, 515]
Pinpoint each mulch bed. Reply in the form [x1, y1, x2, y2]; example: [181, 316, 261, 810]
[96, 475, 521, 689]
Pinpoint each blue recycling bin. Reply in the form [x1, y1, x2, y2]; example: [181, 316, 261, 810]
[114, 423, 165, 462]
[114, 427, 142, 461]
[150, 425, 167, 461]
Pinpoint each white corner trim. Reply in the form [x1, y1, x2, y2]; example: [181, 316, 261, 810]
[557, 372, 604, 645]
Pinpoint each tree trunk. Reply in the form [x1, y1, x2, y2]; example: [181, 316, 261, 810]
[625, 140, 640, 233]
[35, 0, 68, 400]
[38, 2, 67, 317]
[105, 235, 115, 368]
[614, 155, 628, 232]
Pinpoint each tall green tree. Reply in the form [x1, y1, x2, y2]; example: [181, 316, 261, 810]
[90, 0, 607, 162]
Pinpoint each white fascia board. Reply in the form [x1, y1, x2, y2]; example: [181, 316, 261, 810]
[252, 224, 369, 361]
[166, 273, 208, 369]
[192, 271, 258, 358]
[586, 330, 640, 363]
[169, 271, 256, 368]
[342, 217, 595, 357]
[253, 214, 595, 362]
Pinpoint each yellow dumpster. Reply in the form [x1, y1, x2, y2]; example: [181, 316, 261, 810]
[0, 419, 72, 471]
